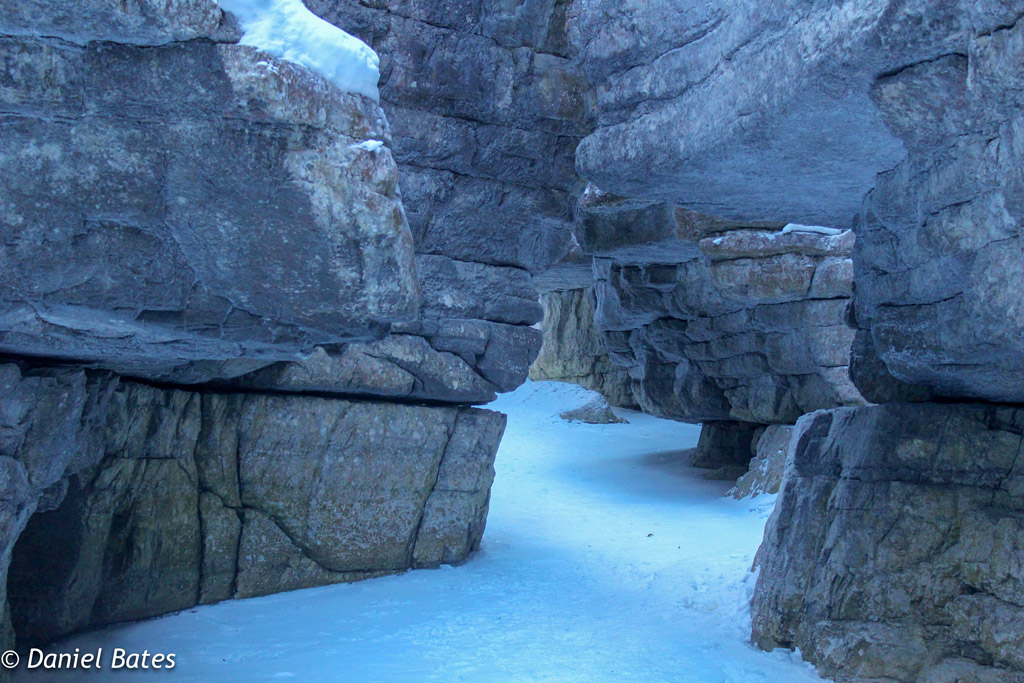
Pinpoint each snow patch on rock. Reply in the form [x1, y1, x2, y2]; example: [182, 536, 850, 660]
[351, 139, 384, 152]
[781, 223, 845, 236]
[218, 0, 380, 101]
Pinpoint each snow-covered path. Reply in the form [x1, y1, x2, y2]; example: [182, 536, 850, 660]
[23, 381, 823, 682]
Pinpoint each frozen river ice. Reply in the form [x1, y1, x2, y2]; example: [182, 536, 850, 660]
[22, 381, 823, 682]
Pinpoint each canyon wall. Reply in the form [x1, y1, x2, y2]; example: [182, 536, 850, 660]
[529, 286, 636, 408]
[5, 368, 500, 646]
[6, 1, 1024, 680]
[568, 1, 1024, 680]
[580, 192, 864, 427]
[0, 0, 570, 659]
[0, 0, 419, 383]
[543, 181, 865, 469]
[284, 0, 592, 406]
[753, 404, 1024, 681]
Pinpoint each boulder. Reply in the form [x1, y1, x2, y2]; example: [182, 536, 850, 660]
[751, 403, 1024, 681]
[7, 379, 504, 647]
[559, 396, 627, 425]
[0, 5, 419, 384]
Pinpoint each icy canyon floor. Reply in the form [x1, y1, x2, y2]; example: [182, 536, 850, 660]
[25, 381, 824, 682]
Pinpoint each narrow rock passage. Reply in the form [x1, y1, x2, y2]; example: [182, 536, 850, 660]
[24, 382, 823, 682]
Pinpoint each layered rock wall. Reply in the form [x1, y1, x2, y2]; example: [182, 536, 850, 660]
[851, 16, 1024, 406]
[569, 187, 864, 468]
[0, 0, 538, 662]
[309, 0, 587, 274]
[568, 0, 1020, 228]
[568, 0, 1024, 407]
[567, 2, 1024, 680]
[753, 405, 1024, 681]
[0, 1, 419, 383]
[11, 1, 1024, 681]
[590, 220, 864, 426]
[529, 287, 636, 408]
[7, 375, 501, 646]
[272, 0, 596, 404]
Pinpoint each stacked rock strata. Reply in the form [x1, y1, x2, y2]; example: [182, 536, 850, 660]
[0, 0, 551, 659]
[3, 366, 501, 648]
[7, 1, 1024, 681]
[562, 185, 866, 468]
[569, 1, 1024, 680]
[277, 0, 592, 405]
[529, 286, 637, 409]
[530, 191, 865, 439]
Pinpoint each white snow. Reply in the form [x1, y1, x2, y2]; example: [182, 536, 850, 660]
[21, 381, 824, 682]
[351, 139, 385, 152]
[780, 224, 845, 236]
[219, 0, 380, 102]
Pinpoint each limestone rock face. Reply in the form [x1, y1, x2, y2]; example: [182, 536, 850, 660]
[569, 0, 1024, 409]
[730, 425, 793, 499]
[563, 2, 1024, 681]
[529, 287, 637, 408]
[0, 0, 522, 662]
[1, 0, 239, 46]
[7, 380, 503, 646]
[585, 197, 864, 425]
[852, 19, 1024, 405]
[0, 364, 117, 653]
[0, 1, 419, 384]
[236, 0, 586, 402]
[231, 318, 540, 404]
[569, 0, 1019, 228]
[309, 0, 588, 274]
[234, 251, 545, 403]
[751, 404, 1024, 681]
[569, 0, 900, 226]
